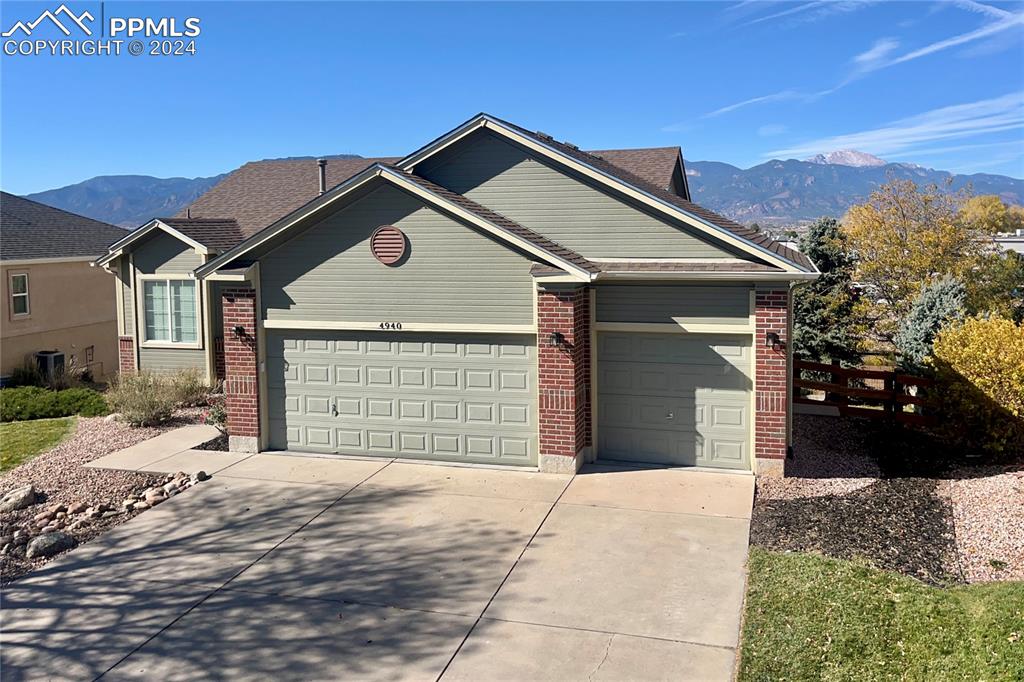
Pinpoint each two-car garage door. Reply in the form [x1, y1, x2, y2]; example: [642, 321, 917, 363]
[266, 331, 537, 466]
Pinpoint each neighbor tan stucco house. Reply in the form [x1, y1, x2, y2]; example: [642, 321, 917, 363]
[1, 193, 127, 381]
[96, 114, 818, 474]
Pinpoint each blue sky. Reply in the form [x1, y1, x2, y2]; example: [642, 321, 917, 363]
[1, 1, 1022, 194]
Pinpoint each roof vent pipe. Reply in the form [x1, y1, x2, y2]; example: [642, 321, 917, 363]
[317, 158, 327, 196]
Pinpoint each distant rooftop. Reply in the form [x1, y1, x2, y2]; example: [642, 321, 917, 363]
[1, 192, 128, 261]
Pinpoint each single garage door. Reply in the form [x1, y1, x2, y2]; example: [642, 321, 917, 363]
[597, 332, 752, 470]
[266, 331, 538, 466]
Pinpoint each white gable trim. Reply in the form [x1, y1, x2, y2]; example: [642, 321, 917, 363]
[95, 219, 211, 267]
[398, 115, 809, 274]
[195, 165, 592, 282]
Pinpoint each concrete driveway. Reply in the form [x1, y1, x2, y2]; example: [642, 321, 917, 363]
[1, 455, 754, 681]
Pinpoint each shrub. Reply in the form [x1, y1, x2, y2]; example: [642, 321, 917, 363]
[0, 386, 108, 422]
[895, 276, 966, 373]
[106, 372, 177, 426]
[201, 390, 227, 432]
[170, 367, 212, 407]
[928, 316, 1024, 455]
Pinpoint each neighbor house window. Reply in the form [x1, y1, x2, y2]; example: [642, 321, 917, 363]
[143, 279, 197, 344]
[9, 273, 29, 317]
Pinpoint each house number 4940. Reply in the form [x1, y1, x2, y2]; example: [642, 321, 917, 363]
[379, 322, 402, 330]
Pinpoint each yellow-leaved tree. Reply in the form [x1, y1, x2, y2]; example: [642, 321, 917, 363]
[960, 194, 1024, 234]
[844, 180, 1022, 345]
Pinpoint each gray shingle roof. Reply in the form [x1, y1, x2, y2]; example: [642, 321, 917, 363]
[587, 147, 680, 191]
[159, 218, 244, 252]
[1, 192, 128, 261]
[179, 157, 399, 237]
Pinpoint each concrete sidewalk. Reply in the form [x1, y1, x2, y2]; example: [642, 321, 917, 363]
[3, 453, 754, 681]
[86, 424, 247, 474]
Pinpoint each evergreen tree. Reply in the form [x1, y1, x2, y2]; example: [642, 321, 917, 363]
[792, 217, 862, 364]
[894, 276, 966, 373]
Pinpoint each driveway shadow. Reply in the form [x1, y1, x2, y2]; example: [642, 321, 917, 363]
[2, 479, 546, 681]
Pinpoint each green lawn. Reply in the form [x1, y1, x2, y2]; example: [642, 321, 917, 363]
[740, 548, 1023, 681]
[0, 417, 76, 473]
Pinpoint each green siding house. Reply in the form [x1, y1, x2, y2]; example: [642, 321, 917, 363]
[96, 114, 817, 475]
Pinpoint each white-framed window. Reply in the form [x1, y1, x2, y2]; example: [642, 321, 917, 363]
[9, 272, 29, 317]
[142, 278, 199, 345]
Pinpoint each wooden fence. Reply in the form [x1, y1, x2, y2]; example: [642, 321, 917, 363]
[793, 359, 935, 426]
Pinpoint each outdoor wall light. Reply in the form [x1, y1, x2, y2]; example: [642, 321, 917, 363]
[232, 325, 247, 338]
[548, 331, 566, 348]
[765, 331, 784, 351]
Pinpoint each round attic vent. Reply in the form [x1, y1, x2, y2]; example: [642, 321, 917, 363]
[370, 225, 406, 265]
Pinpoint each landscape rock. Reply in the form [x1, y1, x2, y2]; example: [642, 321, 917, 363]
[25, 532, 76, 559]
[103, 413, 121, 423]
[0, 485, 37, 512]
[68, 502, 88, 515]
[195, 471, 210, 482]
[144, 488, 167, 504]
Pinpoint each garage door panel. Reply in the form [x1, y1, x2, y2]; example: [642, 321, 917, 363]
[597, 332, 751, 470]
[598, 333, 751, 369]
[267, 331, 537, 466]
[600, 363, 750, 395]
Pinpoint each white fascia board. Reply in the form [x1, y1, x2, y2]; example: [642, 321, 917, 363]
[4, 256, 95, 267]
[594, 271, 820, 282]
[399, 114, 809, 274]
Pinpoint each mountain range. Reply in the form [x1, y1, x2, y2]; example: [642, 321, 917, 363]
[19, 152, 1024, 229]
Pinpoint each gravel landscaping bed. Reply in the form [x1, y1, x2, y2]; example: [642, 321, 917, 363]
[0, 410, 201, 583]
[946, 466, 1024, 583]
[756, 414, 1024, 586]
[751, 477, 961, 585]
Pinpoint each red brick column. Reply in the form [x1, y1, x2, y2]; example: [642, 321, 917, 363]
[118, 336, 135, 374]
[755, 287, 790, 465]
[537, 285, 590, 473]
[222, 287, 260, 453]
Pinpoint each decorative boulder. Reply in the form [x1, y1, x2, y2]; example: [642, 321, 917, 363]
[0, 485, 36, 512]
[26, 531, 76, 559]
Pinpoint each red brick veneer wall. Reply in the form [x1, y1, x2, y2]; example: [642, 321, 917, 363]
[117, 336, 135, 374]
[755, 287, 790, 460]
[537, 286, 591, 462]
[222, 287, 260, 442]
[213, 337, 226, 382]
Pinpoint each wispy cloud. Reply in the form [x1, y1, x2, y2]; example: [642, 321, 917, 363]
[740, 0, 873, 27]
[697, 4, 1023, 119]
[948, 0, 1011, 20]
[852, 37, 900, 70]
[883, 11, 1024, 69]
[765, 92, 1024, 159]
[698, 90, 805, 120]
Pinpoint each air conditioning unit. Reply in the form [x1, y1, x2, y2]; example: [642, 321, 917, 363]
[35, 350, 65, 382]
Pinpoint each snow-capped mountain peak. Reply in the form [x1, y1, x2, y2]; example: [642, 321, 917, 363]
[805, 150, 888, 167]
